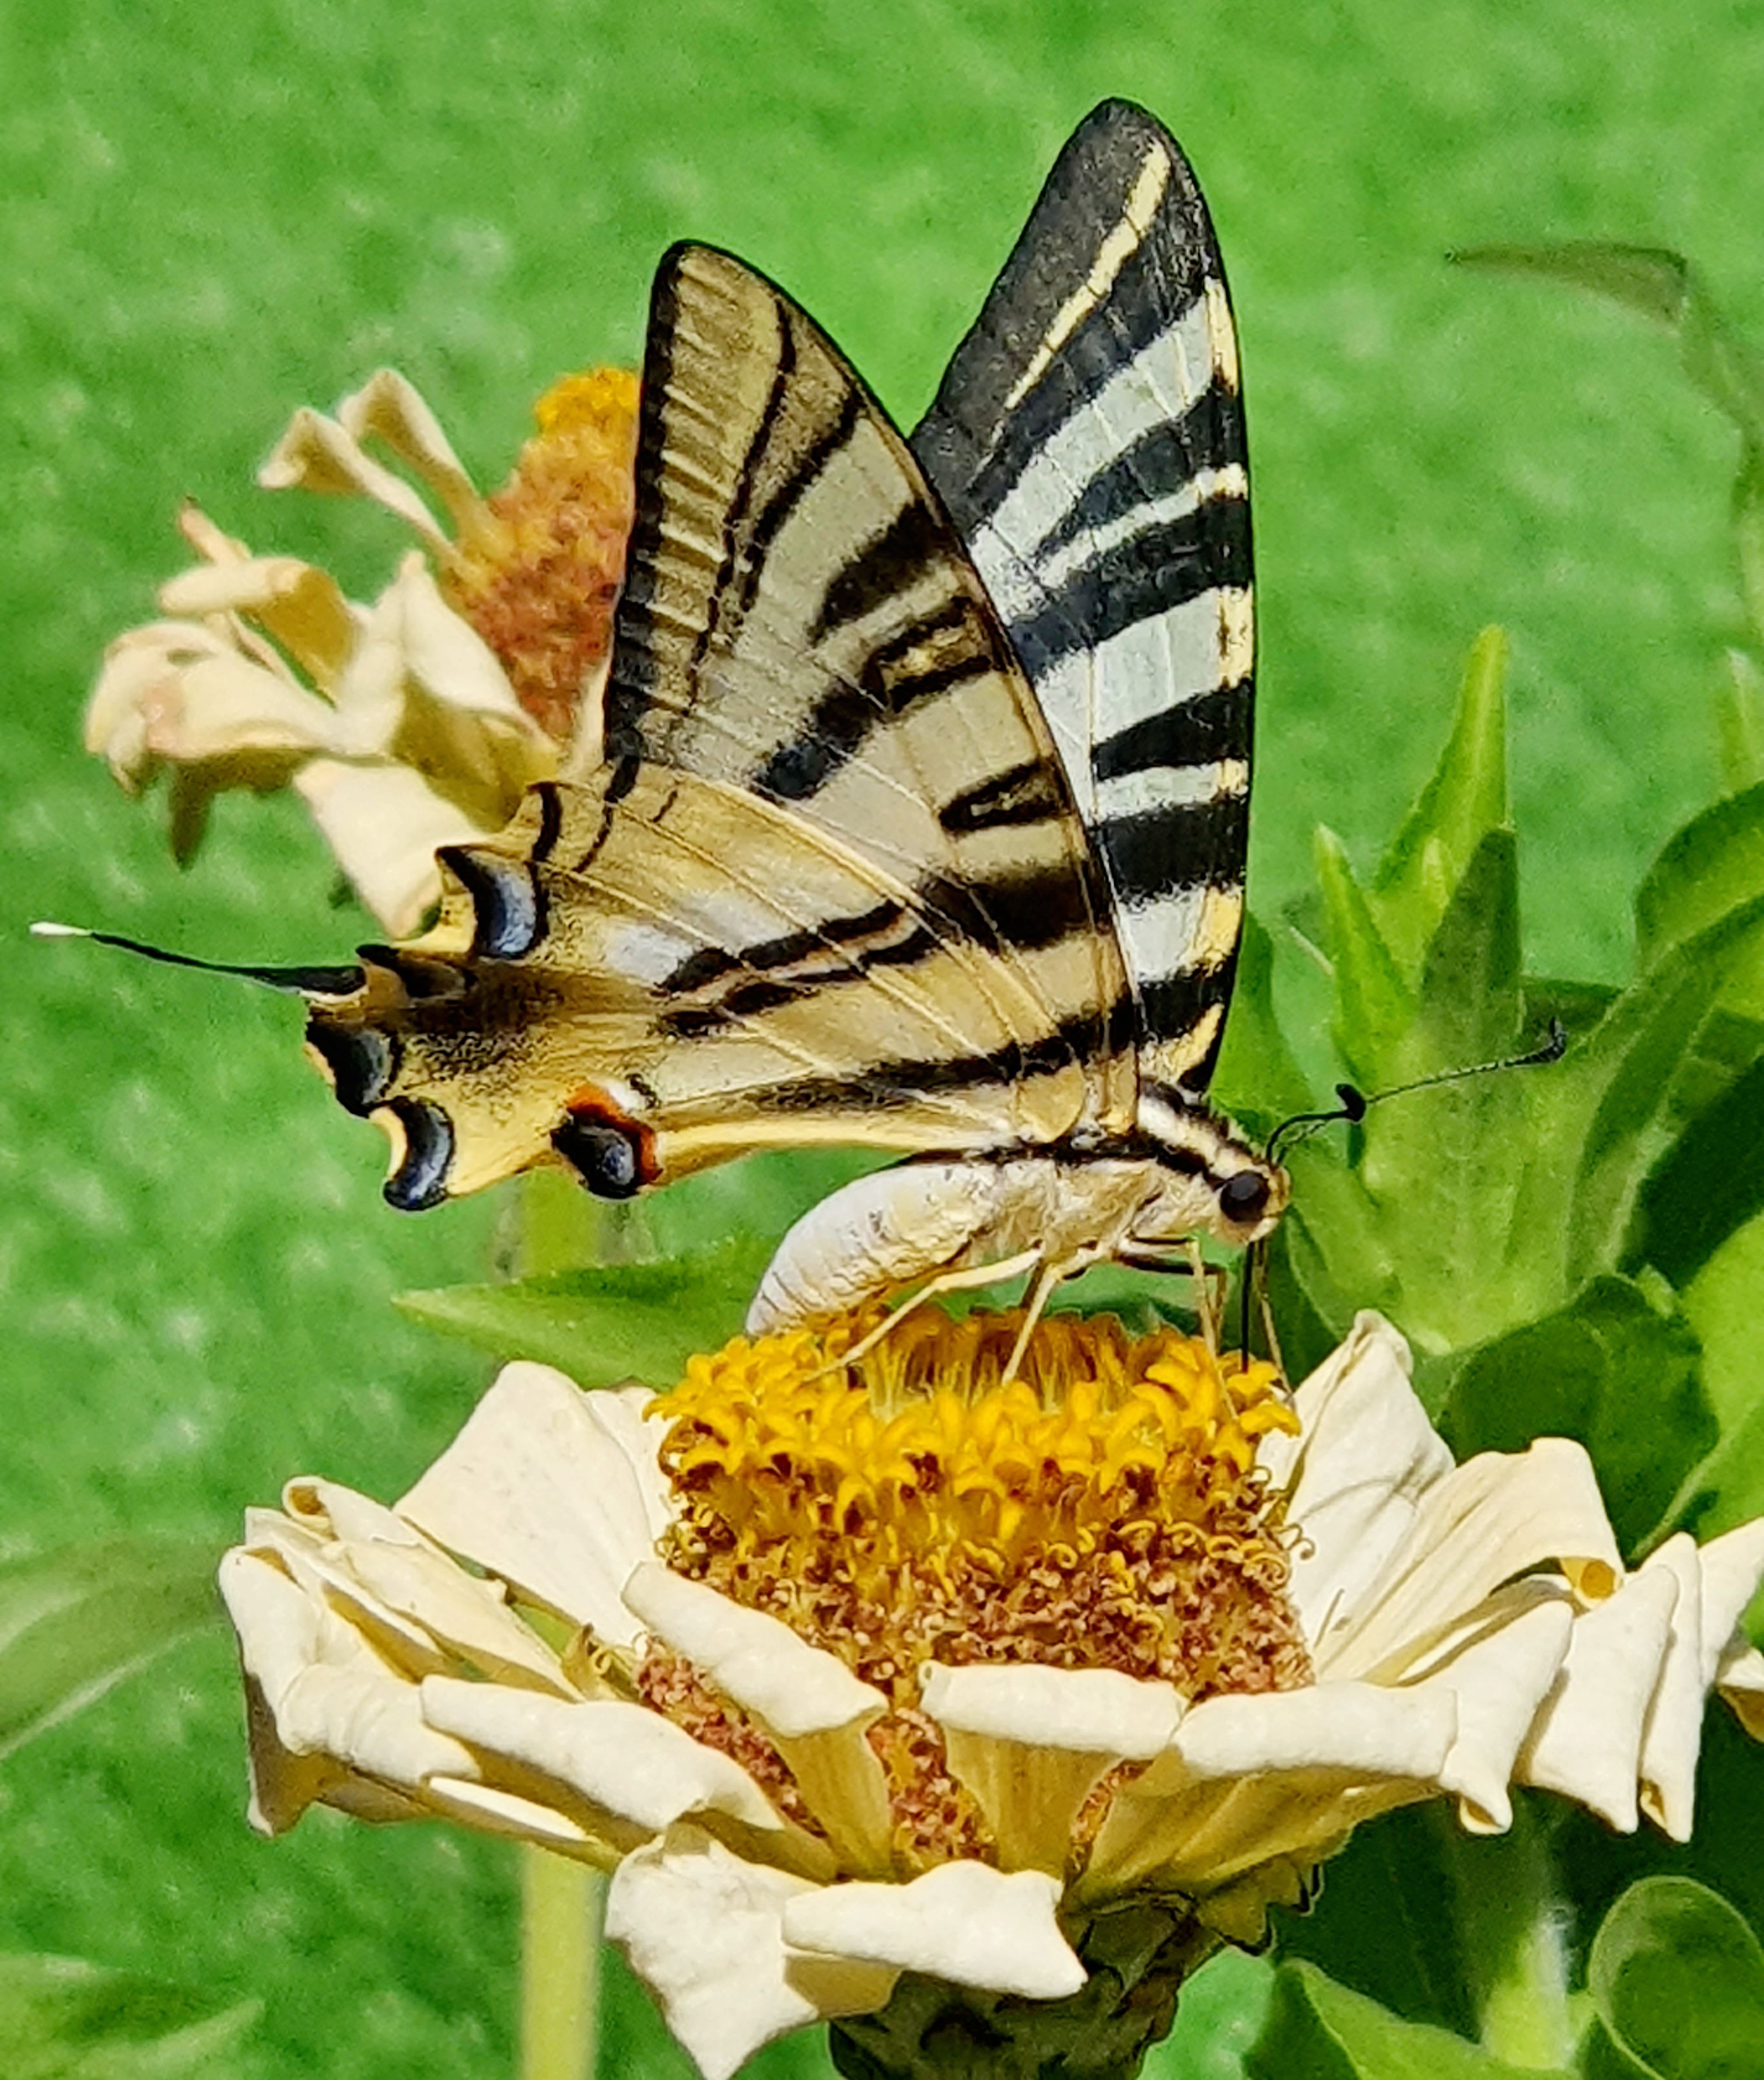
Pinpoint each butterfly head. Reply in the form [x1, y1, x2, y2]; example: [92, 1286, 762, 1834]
[1129, 1088, 1289, 1252]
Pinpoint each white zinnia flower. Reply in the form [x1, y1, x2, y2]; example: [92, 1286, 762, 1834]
[85, 368, 635, 934]
[218, 1312, 1764, 2080]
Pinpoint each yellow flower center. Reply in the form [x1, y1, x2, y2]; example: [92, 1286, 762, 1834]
[443, 368, 638, 743]
[638, 1307, 1311, 1869]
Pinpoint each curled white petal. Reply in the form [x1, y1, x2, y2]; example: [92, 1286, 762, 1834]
[218, 1548, 476, 1835]
[416, 1676, 831, 1878]
[607, 1826, 896, 2080]
[335, 368, 482, 532]
[624, 1564, 886, 1741]
[1634, 1536, 1707, 1840]
[782, 1862, 1086, 2000]
[922, 1663, 1182, 1876]
[1411, 1595, 1574, 1833]
[397, 1363, 671, 1649]
[1517, 1564, 1679, 1831]
[259, 404, 453, 554]
[292, 759, 484, 936]
[622, 1564, 893, 1873]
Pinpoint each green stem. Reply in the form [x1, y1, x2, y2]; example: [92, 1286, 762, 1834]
[1444, 1800, 1574, 2071]
[513, 1170, 632, 2080]
[520, 1850, 606, 2080]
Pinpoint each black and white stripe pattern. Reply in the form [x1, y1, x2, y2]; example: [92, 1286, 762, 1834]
[913, 100, 1252, 1097]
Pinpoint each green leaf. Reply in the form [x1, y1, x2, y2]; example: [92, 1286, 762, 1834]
[1210, 911, 1314, 1130]
[1315, 826, 1416, 1089]
[1626, 1050, 1764, 1291]
[395, 1237, 776, 1383]
[1542, 892, 1764, 1290]
[1410, 828, 1522, 1068]
[1246, 1963, 1571, 2080]
[1634, 781, 1764, 976]
[0, 1540, 220, 1763]
[1737, 446, 1764, 652]
[1452, 242, 1696, 327]
[1370, 627, 1510, 973]
[1588, 1878, 1764, 2080]
[0, 1953, 258, 2078]
[1451, 243, 1764, 443]
[1714, 649, 1764, 796]
[1438, 1276, 1714, 1552]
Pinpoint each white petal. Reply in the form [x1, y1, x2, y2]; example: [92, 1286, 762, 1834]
[397, 1363, 670, 1649]
[1085, 1681, 1457, 1897]
[292, 759, 484, 936]
[258, 404, 452, 554]
[1410, 1596, 1574, 1833]
[1315, 1436, 1619, 1683]
[1260, 1314, 1454, 1657]
[1717, 1642, 1764, 1739]
[1634, 1536, 1707, 1840]
[1695, 1519, 1764, 1680]
[623, 1565, 886, 1742]
[607, 1826, 895, 2080]
[782, 1862, 1086, 2000]
[921, 1663, 1182, 1876]
[422, 1777, 612, 1861]
[335, 369, 482, 532]
[384, 554, 531, 721]
[416, 1677, 829, 1878]
[159, 555, 358, 684]
[1517, 1563, 1679, 1831]
[218, 1548, 475, 1834]
[622, 1564, 895, 1875]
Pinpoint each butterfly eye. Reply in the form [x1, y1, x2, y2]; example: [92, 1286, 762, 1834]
[1217, 1170, 1270, 1225]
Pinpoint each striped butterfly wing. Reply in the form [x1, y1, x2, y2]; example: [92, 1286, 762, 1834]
[912, 99, 1253, 1102]
[309, 243, 1135, 1208]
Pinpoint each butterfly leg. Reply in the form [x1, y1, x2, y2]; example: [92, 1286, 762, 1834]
[821, 1248, 1046, 1375]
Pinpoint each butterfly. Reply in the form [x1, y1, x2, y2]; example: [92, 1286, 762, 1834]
[304, 98, 1288, 1360]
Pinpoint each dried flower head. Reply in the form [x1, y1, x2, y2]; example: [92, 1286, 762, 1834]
[85, 368, 635, 934]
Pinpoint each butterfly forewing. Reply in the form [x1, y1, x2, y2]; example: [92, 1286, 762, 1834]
[912, 100, 1253, 1098]
[610, 244, 1132, 1115]
[309, 242, 1139, 1207]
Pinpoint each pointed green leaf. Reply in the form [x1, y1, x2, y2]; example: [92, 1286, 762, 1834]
[1210, 911, 1313, 1130]
[1452, 243, 1764, 443]
[1247, 1962, 1572, 2080]
[1626, 1050, 1764, 1290]
[1541, 892, 1764, 1289]
[395, 1237, 776, 1384]
[1634, 780, 1764, 971]
[1715, 649, 1764, 795]
[0, 1954, 258, 2079]
[1315, 826, 1416, 1089]
[1438, 1277, 1713, 1552]
[1588, 1879, 1764, 2080]
[0, 1540, 219, 1763]
[1370, 627, 1510, 972]
[1452, 241, 1694, 325]
[1412, 828, 1522, 1067]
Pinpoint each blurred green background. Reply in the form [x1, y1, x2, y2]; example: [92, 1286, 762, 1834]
[4, 0, 1762, 2073]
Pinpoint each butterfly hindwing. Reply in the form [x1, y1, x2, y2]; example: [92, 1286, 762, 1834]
[912, 99, 1254, 1099]
[309, 243, 1138, 1208]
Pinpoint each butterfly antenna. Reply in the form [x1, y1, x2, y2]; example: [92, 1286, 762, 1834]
[1266, 1018, 1567, 1167]
[30, 921, 363, 998]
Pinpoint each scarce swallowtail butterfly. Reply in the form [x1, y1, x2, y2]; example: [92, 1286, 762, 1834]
[303, 97, 1288, 1351]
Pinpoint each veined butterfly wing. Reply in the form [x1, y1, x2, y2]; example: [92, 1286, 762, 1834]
[309, 242, 1138, 1208]
[912, 99, 1254, 1102]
